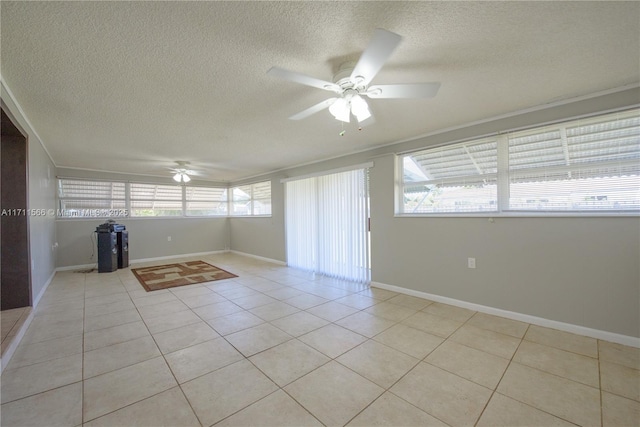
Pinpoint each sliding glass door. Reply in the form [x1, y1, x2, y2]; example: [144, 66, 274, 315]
[285, 166, 370, 283]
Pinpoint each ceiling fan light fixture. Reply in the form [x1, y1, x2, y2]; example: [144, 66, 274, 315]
[329, 98, 350, 122]
[173, 171, 191, 183]
[355, 110, 372, 123]
[268, 29, 440, 125]
[351, 95, 371, 123]
[350, 95, 370, 119]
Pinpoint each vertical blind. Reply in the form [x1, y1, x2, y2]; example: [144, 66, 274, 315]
[285, 167, 370, 283]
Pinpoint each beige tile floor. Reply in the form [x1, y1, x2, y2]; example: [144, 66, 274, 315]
[1, 306, 31, 355]
[0, 252, 638, 426]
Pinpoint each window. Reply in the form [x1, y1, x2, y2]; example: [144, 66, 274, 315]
[399, 108, 640, 215]
[231, 181, 272, 216]
[57, 179, 244, 218]
[508, 109, 640, 211]
[185, 186, 228, 216]
[130, 183, 183, 217]
[58, 179, 126, 218]
[401, 139, 498, 213]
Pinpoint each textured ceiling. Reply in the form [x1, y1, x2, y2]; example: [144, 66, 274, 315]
[1, 1, 638, 182]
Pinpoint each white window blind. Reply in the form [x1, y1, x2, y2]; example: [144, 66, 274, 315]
[400, 108, 640, 215]
[286, 168, 370, 283]
[251, 181, 272, 215]
[231, 181, 272, 216]
[508, 109, 640, 211]
[401, 139, 498, 213]
[130, 183, 183, 216]
[58, 179, 126, 217]
[285, 178, 318, 273]
[185, 186, 228, 216]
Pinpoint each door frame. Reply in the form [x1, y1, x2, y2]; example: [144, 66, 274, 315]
[1, 104, 32, 310]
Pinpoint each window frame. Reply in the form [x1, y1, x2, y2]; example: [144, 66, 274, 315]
[57, 179, 128, 219]
[396, 107, 640, 218]
[184, 186, 228, 217]
[229, 180, 272, 217]
[56, 179, 236, 219]
[129, 182, 185, 217]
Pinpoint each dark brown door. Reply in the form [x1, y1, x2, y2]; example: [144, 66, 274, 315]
[1, 108, 31, 310]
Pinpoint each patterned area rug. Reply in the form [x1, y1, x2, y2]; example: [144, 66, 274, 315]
[132, 260, 237, 292]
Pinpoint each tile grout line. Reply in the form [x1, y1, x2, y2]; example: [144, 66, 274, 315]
[127, 272, 205, 427]
[336, 297, 460, 424]
[10, 255, 632, 426]
[472, 322, 530, 426]
[83, 271, 203, 426]
[598, 339, 604, 427]
[325, 299, 458, 427]
[482, 322, 594, 426]
[81, 271, 86, 426]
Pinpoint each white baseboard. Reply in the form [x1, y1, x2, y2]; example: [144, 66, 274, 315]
[56, 250, 229, 272]
[56, 263, 96, 272]
[371, 281, 640, 348]
[32, 270, 56, 307]
[229, 250, 286, 266]
[128, 250, 228, 265]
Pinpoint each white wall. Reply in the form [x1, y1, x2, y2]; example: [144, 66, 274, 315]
[1, 82, 57, 304]
[369, 154, 639, 337]
[56, 217, 228, 267]
[229, 176, 286, 262]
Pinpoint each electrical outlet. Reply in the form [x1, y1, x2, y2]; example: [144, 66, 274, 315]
[468, 257, 476, 269]
[167, 236, 172, 242]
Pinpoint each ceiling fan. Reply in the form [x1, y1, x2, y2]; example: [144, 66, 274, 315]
[267, 28, 441, 125]
[170, 161, 194, 183]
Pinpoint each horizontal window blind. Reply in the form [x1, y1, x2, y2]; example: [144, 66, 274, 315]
[57, 179, 267, 218]
[508, 109, 640, 211]
[400, 108, 640, 215]
[402, 139, 498, 213]
[185, 186, 228, 216]
[58, 179, 126, 217]
[130, 183, 183, 217]
[231, 181, 272, 216]
[251, 180, 272, 215]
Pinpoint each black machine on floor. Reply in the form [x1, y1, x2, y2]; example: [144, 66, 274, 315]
[96, 221, 129, 272]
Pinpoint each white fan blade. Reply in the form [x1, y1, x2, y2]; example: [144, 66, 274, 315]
[268, 67, 340, 92]
[366, 83, 441, 99]
[289, 98, 337, 120]
[350, 29, 402, 86]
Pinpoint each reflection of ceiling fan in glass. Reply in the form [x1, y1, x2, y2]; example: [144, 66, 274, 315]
[268, 28, 441, 125]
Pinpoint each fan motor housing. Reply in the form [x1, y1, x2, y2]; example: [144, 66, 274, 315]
[334, 62, 366, 93]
